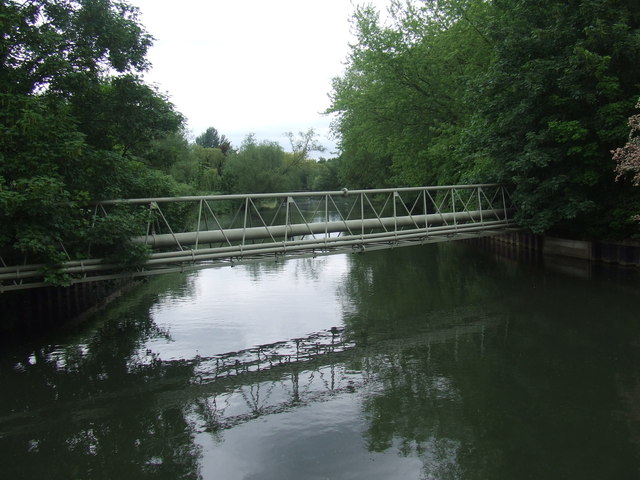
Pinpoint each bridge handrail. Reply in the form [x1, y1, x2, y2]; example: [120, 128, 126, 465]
[94, 183, 506, 205]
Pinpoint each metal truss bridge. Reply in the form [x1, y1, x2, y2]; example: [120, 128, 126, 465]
[0, 184, 518, 292]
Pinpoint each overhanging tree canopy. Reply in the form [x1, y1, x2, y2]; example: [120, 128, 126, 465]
[329, 0, 640, 238]
[0, 0, 188, 278]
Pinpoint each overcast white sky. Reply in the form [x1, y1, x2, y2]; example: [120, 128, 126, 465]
[128, 0, 391, 156]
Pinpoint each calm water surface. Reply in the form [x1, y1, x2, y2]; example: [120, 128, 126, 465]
[1, 242, 640, 479]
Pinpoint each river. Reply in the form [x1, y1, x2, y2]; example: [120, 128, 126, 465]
[1, 241, 640, 479]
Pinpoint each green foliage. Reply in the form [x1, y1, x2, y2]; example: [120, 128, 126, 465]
[86, 205, 151, 268]
[175, 145, 226, 192]
[170, 156, 200, 187]
[337, 150, 393, 189]
[0, 93, 88, 265]
[329, 0, 640, 239]
[328, 0, 492, 188]
[223, 135, 293, 193]
[142, 131, 191, 172]
[162, 127, 237, 193]
[311, 158, 342, 191]
[0, 0, 191, 282]
[68, 74, 184, 156]
[222, 133, 338, 194]
[474, 0, 640, 237]
[195, 126, 232, 154]
[193, 145, 226, 177]
[0, 0, 152, 95]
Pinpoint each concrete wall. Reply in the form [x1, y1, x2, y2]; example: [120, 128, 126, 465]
[488, 231, 640, 267]
[543, 237, 592, 260]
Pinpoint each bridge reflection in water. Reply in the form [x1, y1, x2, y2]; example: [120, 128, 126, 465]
[0, 184, 518, 291]
[150, 307, 504, 433]
[0, 299, 508, 479]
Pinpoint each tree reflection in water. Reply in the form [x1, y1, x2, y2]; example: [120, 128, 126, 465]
[0, 301, 500, 479]
[0, 273, 203, 479]
[337, 244, 640, 478]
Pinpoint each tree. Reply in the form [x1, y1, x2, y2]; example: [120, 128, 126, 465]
[472, 0, 640, 237]
[0, 0, 152, 95]
[330, 0, 640, 238]
[222, 135, 293, 193]
[68, 74, 184, 157]
[327, 0, 492, 187]
[142, 130, 191, 172]
[195, 127, 232, 154]
[284, 128, 325, 165]
[191, 145, 226, 191]
[189, 128, 233, 192]
[311, 158, 342, 191]
[0, 0, 190, 278]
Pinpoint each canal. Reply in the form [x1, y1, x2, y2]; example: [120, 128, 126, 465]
[1, 241, 640, 479]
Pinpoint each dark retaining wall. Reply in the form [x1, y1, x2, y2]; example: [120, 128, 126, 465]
[486, 231, 640, 267]
[464, 231, 544, 266]
[0, 279, 139, 339]
[466, 230, 640, 279]
[592, 240, 640, 267]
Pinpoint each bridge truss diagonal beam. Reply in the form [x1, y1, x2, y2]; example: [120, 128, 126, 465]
[0, 184, 519, 292]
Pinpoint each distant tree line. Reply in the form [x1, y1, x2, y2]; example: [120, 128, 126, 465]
[166, 127, 340, 194]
